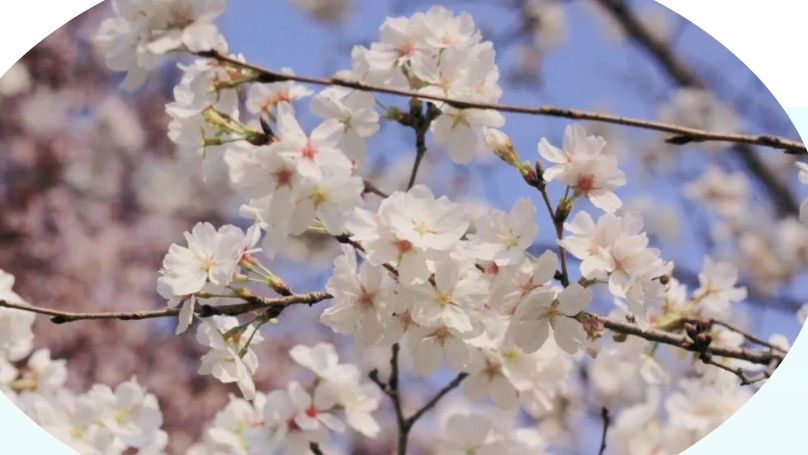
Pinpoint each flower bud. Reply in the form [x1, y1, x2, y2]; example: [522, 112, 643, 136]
[484, 128, 518, 165]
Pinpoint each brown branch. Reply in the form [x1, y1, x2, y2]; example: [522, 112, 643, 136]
[363, 179, 390, 198]
[698, 353, 765, 386]
[404, 372, 468, 429]
[0, 292, 333, 324]
[529, 170, 571, 287]
[309, 442, 324, 455]
[685, 317, 789, 354]
[584, 312, 784, 367]
[590, 0, 801, 216]
[195, 50, 806, 156]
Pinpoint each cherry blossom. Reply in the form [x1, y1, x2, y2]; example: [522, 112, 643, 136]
[196, 316, 264, 400]
[507, 283, 592, 354]
[538, 124, 626, 212]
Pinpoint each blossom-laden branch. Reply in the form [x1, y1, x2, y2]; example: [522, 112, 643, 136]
[581, 312, 784, 367]
[195, 50, 807, 156]
[0, 292, 333, 324]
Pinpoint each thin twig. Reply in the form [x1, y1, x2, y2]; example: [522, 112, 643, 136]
[0, 292, 332, 324]
[527, 170, 570, 286]
[309, 442, 324, 455]
[388, 343, 407, 455]
[687, 317, 789, 354]
[407, 125, 429, 190]
[405, 372, 468, 428]
[363, 179, 390, 198]
[698, 352, 771, 386]
[598, 407, 610, 455]
[585, 312, 784, 366]
[196, 50, 806, 156]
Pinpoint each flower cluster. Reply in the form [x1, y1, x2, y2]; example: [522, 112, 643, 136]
[1, 269, 167, 455]
[342, 6, 505, 164]
[157, 221, 260, 334]
[433, 407, 549, 455]
[560, 210, 669, 318]
[188, 343, 380, 454]
[95, 0, 228, 90]
[322, 186, 580, 409]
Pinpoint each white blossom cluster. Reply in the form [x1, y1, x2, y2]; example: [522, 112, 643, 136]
[1, 269, 166, 455]
[187, 343, 380, 455]
[95, 0, 228, 90]
[3, 2, 793, 454]
[340, 6, 506, 164]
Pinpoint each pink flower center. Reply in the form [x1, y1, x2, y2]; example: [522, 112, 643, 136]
[576, 174, 596, 193]
[302, 141, 317, 161]
[395, 238, 413, 253]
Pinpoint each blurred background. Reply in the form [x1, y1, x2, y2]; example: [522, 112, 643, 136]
[0, 0, 805, 453]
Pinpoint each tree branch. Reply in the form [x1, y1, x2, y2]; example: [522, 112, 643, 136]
[583, 312, 784, 367]
[685, 317, 789, 354]
[196, 50, 806, 156]
[0, 292, 333, 324]
[405, 372, 468, 429]
[309, 442, 324, 455]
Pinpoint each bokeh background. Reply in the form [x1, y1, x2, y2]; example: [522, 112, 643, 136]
[1, 0, 805, 453]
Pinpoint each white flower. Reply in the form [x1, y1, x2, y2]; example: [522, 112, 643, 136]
[320, 380, 381, 437]
[665, 379, 752, 439]
[463, 346, 520, 409]
[87, 378, 164, 449]
[287, 381, 345, 433]
[272, 102, 352, 180]
[488, 250, 558, 315]
[401, 261, 486, 334]
[348, 185, 469, 284]
[196, 316, 263, 400]
[94, 0, 228, 90]
[469, 197, 539, 265]
[158, 222, 258, 334]
[693, 256, 747, 319]
[246, 68, 313, 114]
[406, 323, 470, 375]
[289, 343, 358, 383]
[286, 165, 365, 235]
[249, 387, 328, 454]
[309, 87, 380, 164]
[19, 349, 68, 394]
[507, 283, 591, 354]
[431, 106, 505, 164]
[538, 124, 625, 212]
[321, 245, 395, 345]
[435, 413, 504, 455]
[203, 393, 266, 454]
